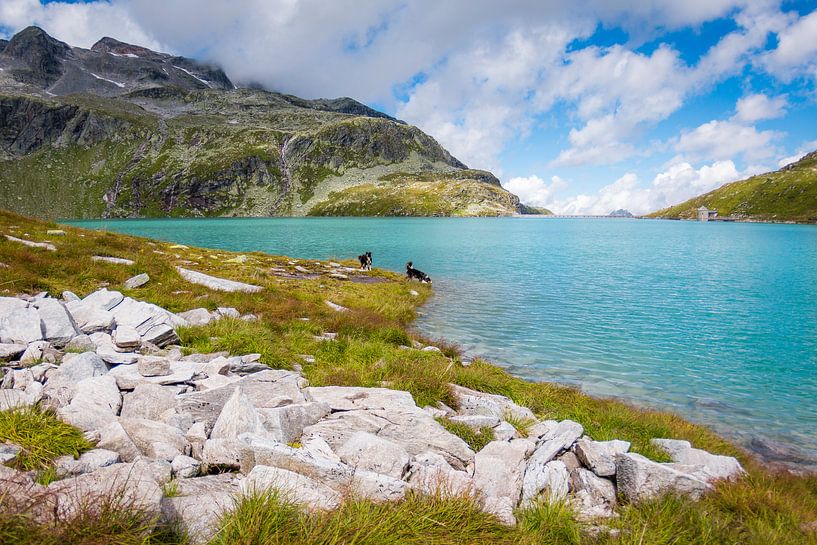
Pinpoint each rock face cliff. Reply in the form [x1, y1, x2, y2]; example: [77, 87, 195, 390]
[0, 27, 524, 219]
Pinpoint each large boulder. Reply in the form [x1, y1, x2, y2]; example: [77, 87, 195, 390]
[0, 343, 27, 361]
[615, 452, 712, 503]
[119, 418, 189, 461]
[0, 306, 42, 344]
[60, 352, 109, 382]
[120, 383, 176, 420]
[65, 300, 115, 333]
[651, 439, 745, 482]
[304, 386, 419, 412]
[96, 421, 142, 462]
[81, 289, 124, 311]
[406, 451, 475, 497]
[335, 431, 411, 479]
[178, 308, 214, 327]
[472, 439, 535, 524]
[55, 448, 120, 477]
[240, 465, 340, 510]
[574, 437, 631, 477]
[449, 384, 536, 421]
[113, 325, 141, 350]
[570, 468, 617, 519]
[57, 375, 121, 432]
[257, 402, 330, 443]
[48, 461, 163, 520]
[33, 298, 78, 346]
[161, 474, 240, 545]
[210, 386, 264, 440]
[521, 459, 570, 505]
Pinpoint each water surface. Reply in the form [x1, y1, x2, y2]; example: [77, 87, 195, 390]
[68, 217, 817, 464]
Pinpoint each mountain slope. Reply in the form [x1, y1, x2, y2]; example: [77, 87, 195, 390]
[0, 27, 524, 219]
[649, 151, 817, 222]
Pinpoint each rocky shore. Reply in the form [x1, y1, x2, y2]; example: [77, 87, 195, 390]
[2, 286, 745, 542]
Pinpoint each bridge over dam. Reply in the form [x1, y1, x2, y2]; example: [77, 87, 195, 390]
[532, 214, 638, 219]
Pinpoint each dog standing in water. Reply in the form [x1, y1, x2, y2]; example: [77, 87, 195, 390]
[406, 261, 432, 284]
[358, 252, 372, 271]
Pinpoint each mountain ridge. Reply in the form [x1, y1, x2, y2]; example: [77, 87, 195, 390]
[0, 26, 526, 219]
[648, 151, 817, 223]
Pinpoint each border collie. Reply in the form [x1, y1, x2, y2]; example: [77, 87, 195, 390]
[358, 251, 372, 271]
[406, 261, 431, 284]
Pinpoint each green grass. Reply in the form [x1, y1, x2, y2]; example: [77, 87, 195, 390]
[1, 209, 817, 545]
[649, 150, 817, 222]
[0, 405, 92, 472]
[436, 417, 496, 452]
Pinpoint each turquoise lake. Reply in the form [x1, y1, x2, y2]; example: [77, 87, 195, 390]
[68, 217, 817, 465]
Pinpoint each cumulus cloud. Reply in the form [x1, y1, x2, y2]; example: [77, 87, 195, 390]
[733, 93, 788, 122]
[777, 139, 817, 168]
[762, 8, 817, 79]
[673, 119, 782, 163]
[503, 175, 567, 207]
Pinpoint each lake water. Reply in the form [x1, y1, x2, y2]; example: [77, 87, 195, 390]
[68, 217, 817, 465]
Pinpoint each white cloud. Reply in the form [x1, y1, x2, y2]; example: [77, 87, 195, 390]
[733, 93, 787, 122]
[763, 9, 817, 79]
[503, 175, 567, 207]
[777, 139, 817, 168]
[673, 119, 782, 163]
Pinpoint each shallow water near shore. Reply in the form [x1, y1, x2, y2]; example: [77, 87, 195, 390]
[67, 217, 817, 466]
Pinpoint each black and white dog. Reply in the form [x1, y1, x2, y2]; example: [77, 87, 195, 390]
[406, 261, 431, 284]
[358, 251, 372, 271]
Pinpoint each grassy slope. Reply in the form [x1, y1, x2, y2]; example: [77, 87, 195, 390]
[1, 209, 816, 545]
[649, 151, 817, 222]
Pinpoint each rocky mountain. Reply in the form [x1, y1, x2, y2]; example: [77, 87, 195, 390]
[0, 27, 525, 219]
[649, 151, 817, 223]
[609, 209, 633, 218]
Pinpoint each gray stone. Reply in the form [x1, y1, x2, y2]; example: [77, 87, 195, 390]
[241, 465, 340, 510]
[124, 273, 150, 289]
[216, 307, 240, 318]
[92, 256, 135, 266]
[96, 343, 140, 365]
[210, 386, 264, 440]
[238, 435, 352, 486]
[0, 442, 21, 464]
[407, 451, 475, 497]
[615, 452, 712, 503]
[113, 325, 141, 350]
[3, 368, 33, 390]
[66, 301, 116, 333]
[110, 360, 199, 389]
[449, 384, 536, 421]
[97, 421, 142, 462]
[33, 299, 78, 346]
[178, 308, 214, 327]
[521, 460, 570, 505]
[350, 470, 408, 502]
[186, 422, 209, 460]
[177, 370, 308, 428]
[120, 418, 189, 461]
[48, 461, 162, 520]
[137, 355, 171, 377]
[473, 439, 535, 509]
[57, 448, 121, 476]
[0, 296, 27, 317]
[5, 235, 55, 251]
[258, 402, 331, 444]
[65, 334, 97, 352]
[493, 421, 518, 442]
[58, 375, 121, 432]
[121, 383, 177, 420]
[325, 300, 348, 312]
[176, 267, 262, 293]
[171, 454, 201, 478]
[570, 468, 617, 519]
[448, 414, 501, 429]
[304, 385, 419, 412]
[651, 438, 745, 482]
[574, 437, 631, 477]
[521, 419, 584, 501]
[19, 340, 55, 364]
[59, 352, 108, 382]
[0, 307, 43, 344]
[336, 431, 411, 479]
[62, 291, 80, 302]
[142, 324, 180, 348]
[0, 343, 26, 361]
[160, 474, 240, 545]
[201, 438, 244, 468]
[0, 389, 29, 410]
[81, 288, 124, 311]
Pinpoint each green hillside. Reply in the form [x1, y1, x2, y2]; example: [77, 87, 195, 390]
[649, 151, 817, 222]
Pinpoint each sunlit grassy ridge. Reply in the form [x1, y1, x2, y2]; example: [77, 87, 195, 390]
[649, 150, 817, 222]
[1, 208, 816, 544]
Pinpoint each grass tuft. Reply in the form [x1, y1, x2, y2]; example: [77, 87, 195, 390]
[436, 418, 495, 452]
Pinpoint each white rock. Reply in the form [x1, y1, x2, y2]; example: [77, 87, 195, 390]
[113, 325, 141, 350]
[34, 299, 79, 346]
[137, 355, 171, 377]
[210, 386, 264, 440]
[96, 344, 140, 365]
[62, 291, 80, 302]
[97, 421, 142, 462]
[48, 461, 162, 520]
[0, 343, 27, 361]
[92, 256, 135, 265]
[574, 437, 631, 477]
[120, 418, 189, 461]
[57, 448, 121, 476]
[142, 324, 180, 348]
[651, 438, 745, 482]
[121, 383, 176, 420]
[216, 307, 240, 318]
[171, 454, 201, 478]
[336, 431, 411, 479]
[449, 384, 536, 421]
[186, 422, 209, 459]
[570, 468, 617, 519]
[161, 474, 239, 545]
[0, 389, 29, 410]
[406, 451, 475, 497]
[0, 307, 42, 344]
[0, 442, 21, 464]
[58, 375, 121, 432]
[124, 273, 150, 289]
[521, 460, 570, 505]
[304, 386, 419, 412]
[242, 465, 340, 509]
[448, 415, 500, 429]
[19, 340, 53, 364]
[615, 452, 712, 503]
[493, 421, 518, 442]
[201, 438, 245, 468]
[176, 267, 262, 293]
[81, 288, 124, 311]
[257, 402, 330, 444]
[59, 352, 109, 382]
[65, 301, 116, 333]
[5, 235, 55, 251]
[0, 296, 27, 317]
[350, 470, 408, 502]
[178, 308, 214, 327]
[473, 439, 535, 507]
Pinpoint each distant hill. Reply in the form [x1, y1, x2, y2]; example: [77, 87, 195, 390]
[648, 151, 817, 223]
[609, 209, 633, 217]
[0, 27, 526, 219]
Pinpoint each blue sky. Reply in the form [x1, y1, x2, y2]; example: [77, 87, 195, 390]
[2, 0, 816, 213]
